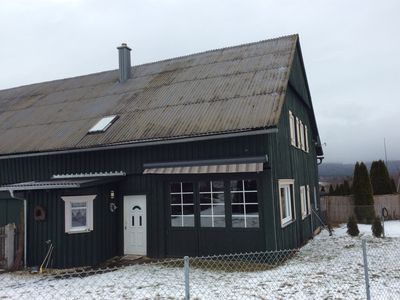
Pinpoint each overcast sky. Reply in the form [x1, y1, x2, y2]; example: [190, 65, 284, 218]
[0, 0, 399, 163]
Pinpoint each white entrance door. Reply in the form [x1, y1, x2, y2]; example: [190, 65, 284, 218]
[124, 195, 147, 255]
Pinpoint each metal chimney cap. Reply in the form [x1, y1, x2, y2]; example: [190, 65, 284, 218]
[117, 43, 131, 50]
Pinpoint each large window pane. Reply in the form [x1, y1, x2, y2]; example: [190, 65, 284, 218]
[170, 182, 194, 227]
[199, 180, 226, 228]
[71, 208, 87, 227]
[280, 182, 294, 226]
[230, 179, 259, 228]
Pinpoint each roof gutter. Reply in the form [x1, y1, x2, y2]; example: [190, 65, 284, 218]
[0, 127, 278, 160]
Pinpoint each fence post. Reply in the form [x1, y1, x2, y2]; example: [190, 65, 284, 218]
[184, 256, 190, 300]
[381, 206, 386, 238]
[362, 240, 371, 300]
[5, 223, 16, 270]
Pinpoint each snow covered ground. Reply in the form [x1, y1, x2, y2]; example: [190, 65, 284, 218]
[1, 222, 399, 299]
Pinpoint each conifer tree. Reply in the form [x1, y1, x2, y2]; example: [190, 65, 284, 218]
[371, 217, 383, 237]
[370, 160, 392, 195]
[353, 162, 375, 223]
[347, 216, 359, 236]
[343, 180, 351, 195]
[329, 185, 334, 195]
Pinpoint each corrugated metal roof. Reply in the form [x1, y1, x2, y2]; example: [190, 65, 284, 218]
[0, 35, 298, 155]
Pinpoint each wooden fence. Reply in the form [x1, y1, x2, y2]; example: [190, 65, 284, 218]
[320, 194, 400, 224]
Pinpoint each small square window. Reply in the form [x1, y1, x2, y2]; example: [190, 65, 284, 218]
[62, 195, 96, 234]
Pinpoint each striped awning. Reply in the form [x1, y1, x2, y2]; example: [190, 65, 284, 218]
[143, 156, 266, 174]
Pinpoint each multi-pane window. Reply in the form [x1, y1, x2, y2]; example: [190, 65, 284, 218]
[289, 111, 296, 146]
[170, 182, 194, 227]
[230, 179, 259, 228]
[199, 181, 225, 227]
[279, 180, 294, 226]
[289, 112, 309, 153]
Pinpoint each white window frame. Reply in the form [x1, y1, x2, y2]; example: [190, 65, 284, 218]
[304, 125, 309, 153]
[295, 117, 301, 148]
[299, 121, 305, 151]
[306, 185, 311, 215]
[62, 195, 96, 234]
[289, 111, 296, 146]
[279, 179, 295, 227]
[300, 186, 307, 219]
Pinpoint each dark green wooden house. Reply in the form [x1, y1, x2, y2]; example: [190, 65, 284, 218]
[0, 34, 323, 268]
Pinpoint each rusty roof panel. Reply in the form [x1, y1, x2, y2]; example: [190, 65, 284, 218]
[0, 35, 298, 155]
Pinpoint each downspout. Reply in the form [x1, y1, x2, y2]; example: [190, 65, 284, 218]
[8, 189, 27, 268]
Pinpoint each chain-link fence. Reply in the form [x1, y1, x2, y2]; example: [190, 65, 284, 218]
[0, 236, 399, 299]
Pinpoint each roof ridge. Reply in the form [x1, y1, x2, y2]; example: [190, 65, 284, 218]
[133, 34, 298, 68]
[0, 34, 298, 93]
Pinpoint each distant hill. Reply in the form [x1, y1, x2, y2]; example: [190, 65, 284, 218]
[319, 160, 400, 179]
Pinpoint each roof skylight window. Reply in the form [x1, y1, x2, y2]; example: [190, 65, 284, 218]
[89, 115, 118, 133]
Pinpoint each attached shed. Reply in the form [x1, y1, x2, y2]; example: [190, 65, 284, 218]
[0, 34, 323, 268]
